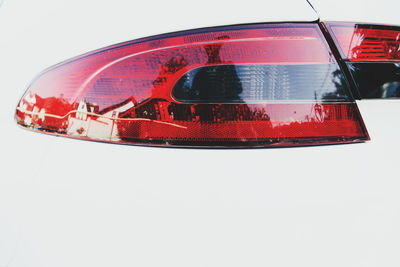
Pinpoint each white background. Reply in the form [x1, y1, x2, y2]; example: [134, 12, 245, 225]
[1, 0, 400, 266]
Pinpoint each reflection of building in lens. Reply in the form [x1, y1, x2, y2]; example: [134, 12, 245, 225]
[66, 97, 135, 140]
[15, 93, 73, 132]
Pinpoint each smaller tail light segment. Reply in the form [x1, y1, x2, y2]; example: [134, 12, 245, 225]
[16, 23, 371, 147]
[325, 22, 400, 62]
[324, 22, 400, 99]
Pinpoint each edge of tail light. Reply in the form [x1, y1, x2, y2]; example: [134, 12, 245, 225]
[15, 23, 370, 148]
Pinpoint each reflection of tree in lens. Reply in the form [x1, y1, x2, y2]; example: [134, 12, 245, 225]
[152, 55, 189, 92]
[321, 68, 351, 102]
[197, 35, 243, 103]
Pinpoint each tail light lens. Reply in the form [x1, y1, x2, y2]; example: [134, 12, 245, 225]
[324, 22, 400, 99]
[16, 23, 369, 147]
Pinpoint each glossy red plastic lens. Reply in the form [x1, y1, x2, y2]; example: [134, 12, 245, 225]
[15, 23, 369, 147]
[325, 22, 400, 62]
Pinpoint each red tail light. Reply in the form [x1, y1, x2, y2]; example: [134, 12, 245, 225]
[15, 23, 369, 147]
[325, 22, 400, 62]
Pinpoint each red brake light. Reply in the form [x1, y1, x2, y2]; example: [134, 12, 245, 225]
[325, 22, 400, 62]
[15, 23, 369, 147]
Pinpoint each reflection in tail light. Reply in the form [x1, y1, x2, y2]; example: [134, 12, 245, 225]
[15, 23, 369, 147]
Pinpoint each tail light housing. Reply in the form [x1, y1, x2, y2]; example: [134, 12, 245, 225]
[15, 23, 369, 147]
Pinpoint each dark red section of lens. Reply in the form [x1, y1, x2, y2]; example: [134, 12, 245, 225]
[15, 23, 369, 147]
[325, 22, 400, 62]
[116, 101, 367, 146]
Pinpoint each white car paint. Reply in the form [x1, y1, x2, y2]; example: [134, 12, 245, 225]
[312, 0, 400, 25]
[0, 0, 399, 266]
